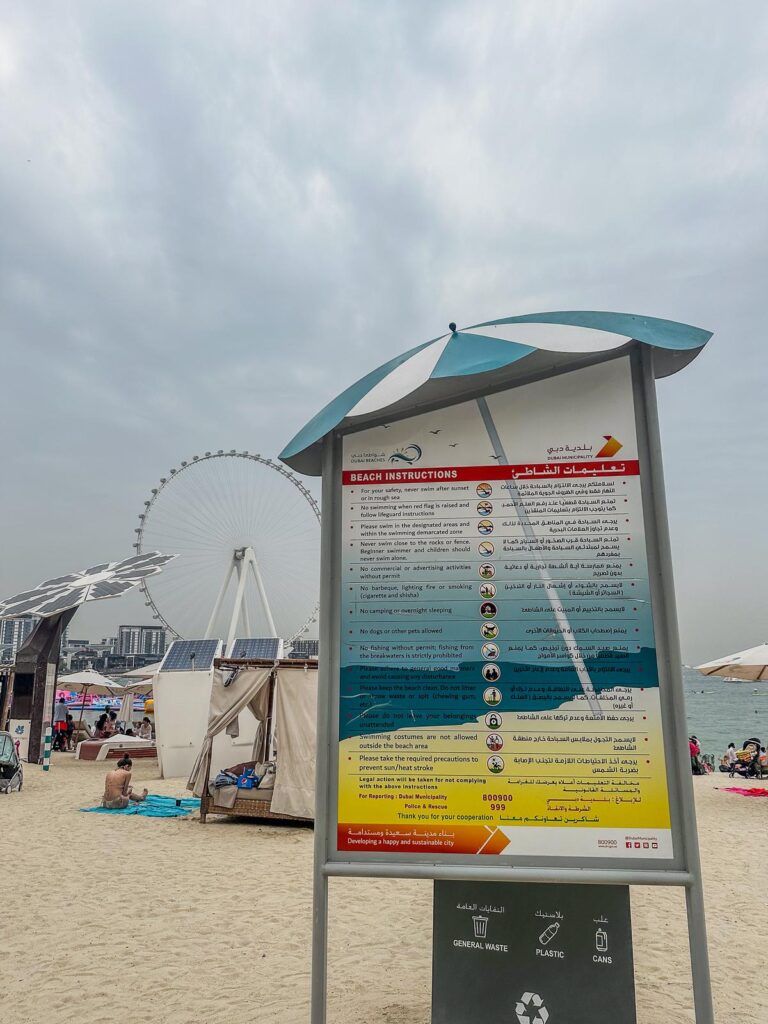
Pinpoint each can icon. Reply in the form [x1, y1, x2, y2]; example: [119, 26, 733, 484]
[472, 915, 489, 938]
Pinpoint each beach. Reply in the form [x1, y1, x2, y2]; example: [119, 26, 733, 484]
[1, 755, 765, 1022]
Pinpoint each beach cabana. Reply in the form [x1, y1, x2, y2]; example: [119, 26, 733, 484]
[188, 658, 317, 823]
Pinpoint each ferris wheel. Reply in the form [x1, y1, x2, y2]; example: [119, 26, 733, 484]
[134, 451, 320, 647]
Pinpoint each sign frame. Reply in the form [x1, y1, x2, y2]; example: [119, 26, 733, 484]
[308, 343, 714, 1024]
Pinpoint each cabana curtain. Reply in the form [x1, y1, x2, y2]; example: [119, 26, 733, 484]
[271, 667, 317, 818]
[187, 666, 272, 797]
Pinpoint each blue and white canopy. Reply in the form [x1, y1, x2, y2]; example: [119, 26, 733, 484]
[280, 310, 711, 475]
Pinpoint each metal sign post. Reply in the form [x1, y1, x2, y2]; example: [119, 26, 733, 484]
[280, 312, 714, 1024]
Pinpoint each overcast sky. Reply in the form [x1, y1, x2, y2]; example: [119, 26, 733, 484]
[1, 1, 766, 661]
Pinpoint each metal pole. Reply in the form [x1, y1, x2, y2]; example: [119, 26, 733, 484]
[311, 436, 337, 1024]
[226, 557, 249, 652]
[42, 726, 52, 771]
[249, 549, 278, 637]
[323, 861, 693, 886]
[1, 669, 14, 731]
[635, 346, 714, 1024]
[206, 559, 235, 639]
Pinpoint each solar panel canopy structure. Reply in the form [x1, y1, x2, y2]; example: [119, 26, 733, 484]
[160, 639, 221, 672]
[287, 639, 319, 659]
[228, 637, 283, 660]
[0, 552, 176, 619]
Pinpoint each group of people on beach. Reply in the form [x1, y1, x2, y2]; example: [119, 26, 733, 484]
[93, 710, 152, 740]
[689, 732, 767, 777]
[51, 697, 153, 751]
[722, 740, 767, 779]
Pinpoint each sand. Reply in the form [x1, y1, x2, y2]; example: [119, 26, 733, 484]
[1, 754, 765, 1023]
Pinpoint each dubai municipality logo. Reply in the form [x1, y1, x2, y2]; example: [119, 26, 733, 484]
[596, 435, 622, 458]
[389, 444, 422, 464]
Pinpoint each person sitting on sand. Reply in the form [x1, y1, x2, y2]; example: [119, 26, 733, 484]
[102, 755, 148, 809]
[137, 717, 152, 740]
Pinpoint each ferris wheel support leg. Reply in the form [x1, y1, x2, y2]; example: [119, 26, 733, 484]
[242, 587, 252, 637]
[226, 558, 251, 653]
[206, 561, 235, 640]
[249, 552, 278, 638]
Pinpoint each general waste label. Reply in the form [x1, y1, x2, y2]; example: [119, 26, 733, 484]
[432, 880, 636, 1024]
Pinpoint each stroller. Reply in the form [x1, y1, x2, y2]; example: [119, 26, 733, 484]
[0, 731, 23, 793]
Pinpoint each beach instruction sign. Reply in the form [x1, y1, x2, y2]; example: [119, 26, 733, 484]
[338, 358, 673, 860]
[280, 311, 715, 1024]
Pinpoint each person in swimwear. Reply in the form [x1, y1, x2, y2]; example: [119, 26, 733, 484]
[102, 755, 148, 809]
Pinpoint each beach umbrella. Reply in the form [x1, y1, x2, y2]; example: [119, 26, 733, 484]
[120, 662, 162, 678]
[117, 691, 135, 729]
[696, 643, 768, 682]
[57, 670, 124, 735]
[123, 679, 154, 696]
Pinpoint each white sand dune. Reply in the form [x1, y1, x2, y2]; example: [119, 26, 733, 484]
[1, 755, 765, 1022]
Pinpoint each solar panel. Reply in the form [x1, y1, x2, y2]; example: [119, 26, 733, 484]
[160, 639, 220, 672]
[0, 551, 177, 621]
[229, 637, 282, 660]
[287, 639, 319, 659]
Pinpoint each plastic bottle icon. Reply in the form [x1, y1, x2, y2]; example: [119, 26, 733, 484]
[595, 927, 608, 952]
[539, 922, 560, 945]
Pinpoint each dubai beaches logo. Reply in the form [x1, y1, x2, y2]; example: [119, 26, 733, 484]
[389, 444, 422, 464]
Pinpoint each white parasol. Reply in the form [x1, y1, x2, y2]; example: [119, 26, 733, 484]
[696, 643, 768, 682]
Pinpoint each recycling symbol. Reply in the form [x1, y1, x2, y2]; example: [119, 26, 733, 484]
[515, 991, 549, 1024]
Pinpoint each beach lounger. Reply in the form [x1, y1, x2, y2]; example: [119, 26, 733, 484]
[76, 735, 157, 761]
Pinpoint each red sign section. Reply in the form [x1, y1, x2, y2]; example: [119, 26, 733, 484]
[342, 460, 640, 486]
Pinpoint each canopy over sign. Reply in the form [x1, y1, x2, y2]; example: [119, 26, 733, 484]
[280, 311, 711, 475]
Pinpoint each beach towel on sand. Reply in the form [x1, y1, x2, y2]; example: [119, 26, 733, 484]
[722, 787, 768, 797]
[80, 795, 200, 817]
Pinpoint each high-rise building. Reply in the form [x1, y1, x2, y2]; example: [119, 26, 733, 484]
[0, 617, 38, 663]
[117, 625, 167, 658]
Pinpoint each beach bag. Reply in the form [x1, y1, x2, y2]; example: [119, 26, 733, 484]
[237, 767, 259, 789]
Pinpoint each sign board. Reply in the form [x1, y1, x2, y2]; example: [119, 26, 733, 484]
[280, 311, 715, 1024]
[335, 357, 679, 867]
[432, 880, 635, 1024]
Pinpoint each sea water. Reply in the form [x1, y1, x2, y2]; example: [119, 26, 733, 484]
[682, 666, 767, 758]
